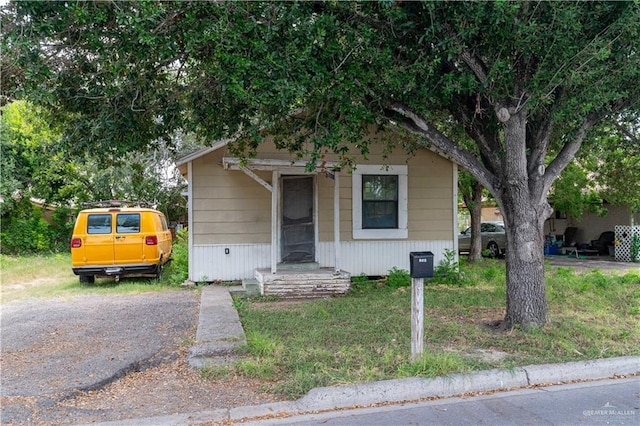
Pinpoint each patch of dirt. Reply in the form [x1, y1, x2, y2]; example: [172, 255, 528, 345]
[2, 347, 285, 425]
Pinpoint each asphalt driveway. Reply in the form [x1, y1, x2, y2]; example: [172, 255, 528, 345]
[0, 290, 199, 424]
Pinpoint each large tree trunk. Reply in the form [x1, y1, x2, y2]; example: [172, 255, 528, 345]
[498, 110, 551, 329]
[501, 198, 549, 328]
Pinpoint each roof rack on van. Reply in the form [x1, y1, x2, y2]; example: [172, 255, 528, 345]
[81, 200, 152, 208]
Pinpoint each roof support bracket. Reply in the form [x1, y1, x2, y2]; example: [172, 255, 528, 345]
[240, 166, 272, 192]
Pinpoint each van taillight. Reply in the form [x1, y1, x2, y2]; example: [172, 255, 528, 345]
[71, 238, 82, 248]
[145, 236, 158, 245]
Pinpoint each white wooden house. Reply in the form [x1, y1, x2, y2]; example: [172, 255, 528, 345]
[176, 131, 459, 297]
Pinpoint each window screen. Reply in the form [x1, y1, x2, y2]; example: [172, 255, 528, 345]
[362, 175, 398, 229]
[87, 214, 112, 234]
[116, 213, 140, 233]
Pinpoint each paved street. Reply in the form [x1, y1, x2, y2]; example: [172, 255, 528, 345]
[244, 377, 640, 425]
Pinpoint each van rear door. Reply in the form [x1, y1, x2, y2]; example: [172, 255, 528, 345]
[85, 213, 115, 266]
[114, 212, 144, 265]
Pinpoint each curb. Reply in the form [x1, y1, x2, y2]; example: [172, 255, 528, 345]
[230, 356, 640, 421]
[90, 355, 640, 425]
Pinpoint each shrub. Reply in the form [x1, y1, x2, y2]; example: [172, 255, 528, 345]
[432, 248, 469, 286]
[0, 201, 75, 255]
[49, 206, 75, 252]
[163, 228, 188, 285]
[385, 267, 410, 288]
[0, 207, 55, 254]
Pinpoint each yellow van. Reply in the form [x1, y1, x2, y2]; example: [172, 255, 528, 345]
[71, 203, 172, 283]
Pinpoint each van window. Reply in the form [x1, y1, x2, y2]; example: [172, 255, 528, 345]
[87, 214, 112, 234]
[159, 214, 168, 231]
[116, 213, 141, 233]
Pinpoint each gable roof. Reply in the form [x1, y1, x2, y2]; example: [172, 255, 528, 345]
[175, 138, 232, 167]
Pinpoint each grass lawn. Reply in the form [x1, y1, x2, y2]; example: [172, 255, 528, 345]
[0, 253, 185, 303]
[206, 259, 640, 399]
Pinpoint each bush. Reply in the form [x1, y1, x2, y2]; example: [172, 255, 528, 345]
[432, 248, 469, 286]
[385, 267, 411, 288]
[49, 206, 75, 252]
[0, 201, 75, 255]
[163, 228, 188, 285]
[0, 204, 56, 254]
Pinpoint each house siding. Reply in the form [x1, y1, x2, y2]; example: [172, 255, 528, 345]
[191, 240, 453, 281]
[186, 133, 455, 281]
[191, 151, 272, 245]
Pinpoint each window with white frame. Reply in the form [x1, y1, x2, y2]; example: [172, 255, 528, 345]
[352, 165, 408, 239]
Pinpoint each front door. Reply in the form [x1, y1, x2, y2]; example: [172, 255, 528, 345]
[281, 176, 315, 263]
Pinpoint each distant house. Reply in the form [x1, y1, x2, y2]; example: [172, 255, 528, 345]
[545, 204, 640, 246]
[176, 131, 459, 297]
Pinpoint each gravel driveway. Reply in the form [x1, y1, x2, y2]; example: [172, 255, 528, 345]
[1, 291, 198, 424]
[0, 290, 280, 425]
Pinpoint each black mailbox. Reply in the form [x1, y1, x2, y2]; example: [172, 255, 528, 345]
[410, 251, 434, 278]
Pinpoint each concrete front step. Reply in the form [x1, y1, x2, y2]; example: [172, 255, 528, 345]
[255, 268, 351, 298]
[241, 278, 261, 297]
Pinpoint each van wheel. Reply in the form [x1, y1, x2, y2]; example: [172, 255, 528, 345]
[80, 275, 95, 284]
[155, 264, 163, 281]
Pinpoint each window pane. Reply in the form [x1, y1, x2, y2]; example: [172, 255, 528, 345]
[363, 175, 398, 201]
[116, 213, 140, 233]
[362, 201, 398, 229]
[87, 214, 112, 234]
[362, 175, 399, 229]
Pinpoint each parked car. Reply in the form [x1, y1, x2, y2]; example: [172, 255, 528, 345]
[71, 202, 172, 283]
[458, 222, 506, 258]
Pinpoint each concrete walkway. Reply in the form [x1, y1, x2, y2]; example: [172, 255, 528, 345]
[187, 285, 246, 368]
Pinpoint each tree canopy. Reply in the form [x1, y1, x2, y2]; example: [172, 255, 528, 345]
[3, 1, 639, 327]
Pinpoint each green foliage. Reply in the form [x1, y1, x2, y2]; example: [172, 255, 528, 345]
[162, 228, 188, 286]
[0, 101, 63, 212]
[581, 121, 640, 214]
[49, 206, 75, 251]
[0, 99, 187, 229]
[432, 249, 468, 286]
[549, 163, 606, 220]
[7, 2, 638, 164]
[350, 273, 379, 292]
[632, 234, 640, 263]
[385, 267, 411, 288]
[245, 330, 282, 358]
[0, 202, 55, 254]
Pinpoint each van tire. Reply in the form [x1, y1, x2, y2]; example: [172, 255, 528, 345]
[155, 264, 163, 281]
[80, 275, 95, 284]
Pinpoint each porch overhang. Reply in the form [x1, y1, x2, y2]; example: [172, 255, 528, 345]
[222, 157, 342, 276]
[222, 157, 341, 172]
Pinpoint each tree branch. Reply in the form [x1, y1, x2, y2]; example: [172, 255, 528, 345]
[527, 112, 553, 178]
[384, 101, 499, 194]
[614, 121, 640, 145]
[459, 50, 488, 85]
[543, 112, 601, 195]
